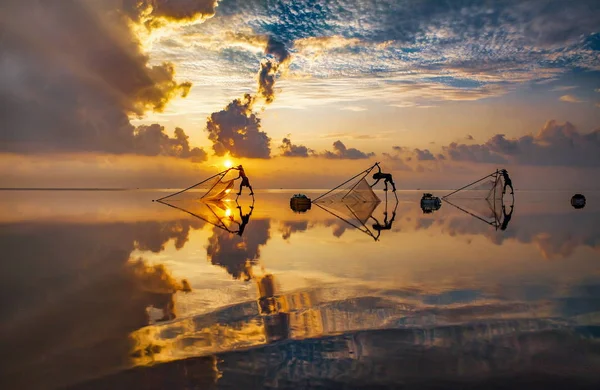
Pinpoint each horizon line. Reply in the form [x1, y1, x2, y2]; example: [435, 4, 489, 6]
[0, 187, 597, 192]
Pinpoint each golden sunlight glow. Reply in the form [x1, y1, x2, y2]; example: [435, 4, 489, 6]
[225, 208, 232, 217]
[225, 188, 232, 194]
[224, 159, 233, 168]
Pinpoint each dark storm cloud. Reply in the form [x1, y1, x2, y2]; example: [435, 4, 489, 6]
[206, 219, 270, 280]
[321, 140, 375, 160]
[278, 137, 313, 157]
[206, 94, 271, 158]
[442, 121, 600, 167]
[0, 0, 205, 157]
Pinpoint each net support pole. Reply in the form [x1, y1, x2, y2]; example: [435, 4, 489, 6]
[313, 162, 379, 203]
[442, 172, 496, 199]
[155, 169, 231, 202]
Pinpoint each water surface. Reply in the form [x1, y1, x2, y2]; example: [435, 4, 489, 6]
[1, 190, 599, 389]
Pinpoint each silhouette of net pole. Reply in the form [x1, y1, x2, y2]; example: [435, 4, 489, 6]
[154, 168, 232, 202]
[155, 199, 236, 234]
[312, 163, 379, 203]
[442, 171, 498, 199]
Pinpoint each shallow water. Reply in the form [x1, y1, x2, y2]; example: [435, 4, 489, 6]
[1, 190, 599, 389]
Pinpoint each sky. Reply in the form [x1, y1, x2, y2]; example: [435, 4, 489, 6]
[1, 0, 599, 189]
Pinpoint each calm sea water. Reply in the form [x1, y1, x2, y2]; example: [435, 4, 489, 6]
[1, 190, 599, 389]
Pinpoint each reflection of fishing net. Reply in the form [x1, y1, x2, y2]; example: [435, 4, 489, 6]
[313, 165, 381, 239]
[156, 169, 237, 202]
[157, 199, 238, 233]
[315, 178, 380, 225]
[443, 170, 508, 229]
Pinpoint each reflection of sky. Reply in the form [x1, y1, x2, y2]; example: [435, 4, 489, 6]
[1, 190, 599, 388]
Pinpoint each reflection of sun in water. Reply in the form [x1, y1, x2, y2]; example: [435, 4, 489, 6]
[224, 159, 233, 168]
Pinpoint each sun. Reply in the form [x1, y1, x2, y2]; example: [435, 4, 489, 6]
[224, 159, 233, 168]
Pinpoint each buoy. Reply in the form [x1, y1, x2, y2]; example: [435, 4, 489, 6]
[571, 194, 586, 209]
[420, 193, 442, 214]
[290, 194, 311, 213]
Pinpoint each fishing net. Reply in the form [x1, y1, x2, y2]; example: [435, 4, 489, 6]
[156, 169, 238, 202]
[314, 170, 381, 234]
[443, 170, 508, 228]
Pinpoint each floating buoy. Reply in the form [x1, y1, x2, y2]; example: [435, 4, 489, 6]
[420, 193, 442, 214]
[571, 194, 586, 209]
[290, 194, 311, 213]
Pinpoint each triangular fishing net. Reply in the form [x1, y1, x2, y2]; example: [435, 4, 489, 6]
[443, 170, 507, 228]
[156, 169, 237, 202]
[314, 177, 381, 225]
[313, 166, 382, 238]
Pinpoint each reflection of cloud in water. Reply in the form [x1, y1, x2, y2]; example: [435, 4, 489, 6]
[0, 221, 196, 390]
[438, 210, 600, 259]
[134, 219, 204, 252]
[278, 220, 309, 240]
[206, 219, 270, 279]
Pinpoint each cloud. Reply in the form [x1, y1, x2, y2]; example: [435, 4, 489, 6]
[142, 0, 600, 110]
[382, 148, 412, 171]
[293, 35, 360, 58]
[551, 86, 577, 92]
[414, 148, 436, 161]
[206, 94, 271, 158]
[0, 0, 203, 157]
[442, 120, 600, 167]
[319, 132, 391, 140]
[321, 140, 375, 160]
[465, 135, 474, 140]
[382, 145, 445, 171]
[123, 0, 219, 29]
[560, 94, 585, 103]
[134, 125, 207, 160]
[596, 89, 600, 93]
[278, 137, 313, 157]
[340, 106, 368, 112]
[205, 36, 291, 158]
[257, 37, 291, 103]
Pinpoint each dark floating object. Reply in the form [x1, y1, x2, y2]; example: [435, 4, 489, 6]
[571, 194, 586, 209]
[290, 193, 311, 213]
[420, 193, 442, 214]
